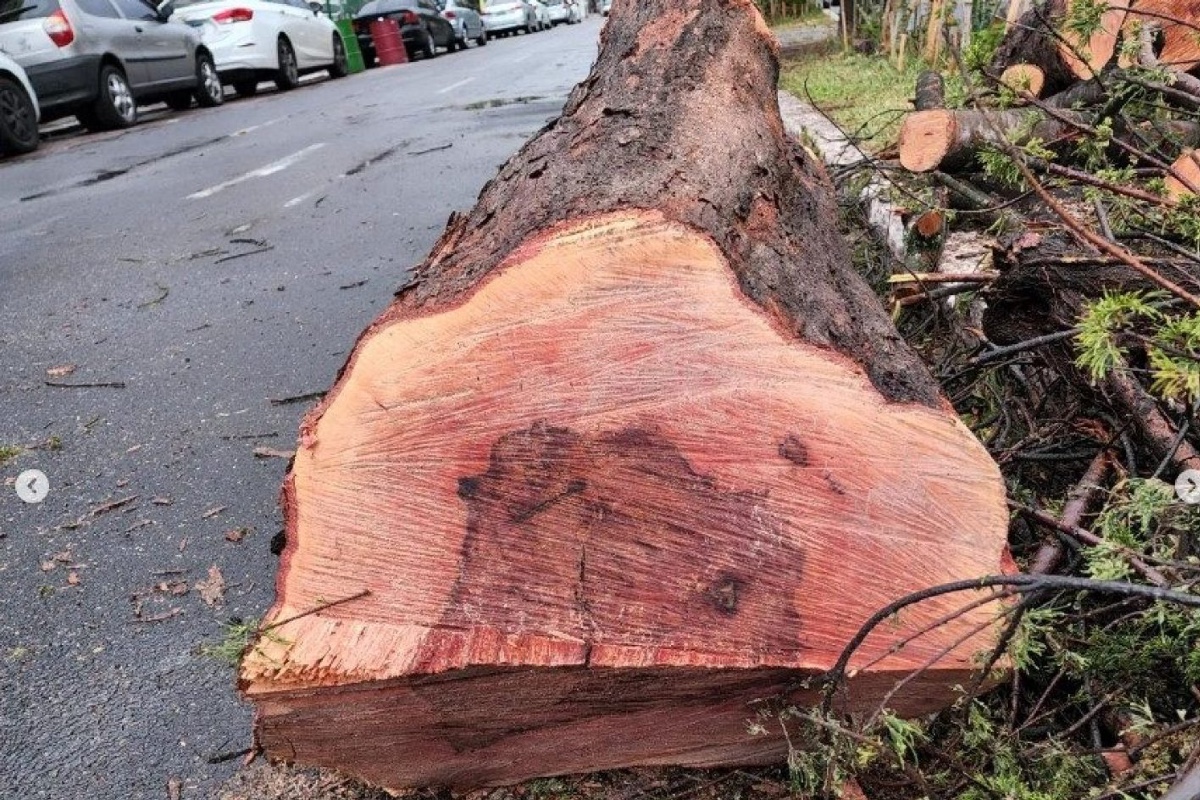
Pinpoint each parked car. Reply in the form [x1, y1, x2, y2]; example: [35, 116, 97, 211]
[543, 0, 579, 24]
[479, 0, 534, 36]
[0, 0, 222, 130]
[172, 0, 348, 96]
[0, 49, 39, 154]
[524, 0, 548, 29]
[353, 0, 452, 62]
[439, 0, 484, 48]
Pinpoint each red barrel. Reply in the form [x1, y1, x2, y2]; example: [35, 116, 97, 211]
[370, 18, 408, 66]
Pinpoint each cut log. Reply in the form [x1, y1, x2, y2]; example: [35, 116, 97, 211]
[898, 107, 1086, 173]
[1129, 0, 1200, 72]
[1166, 148, 1200, 198]
[241, 0, 1011, 790]
[990, 0, 1128, 92]
[1000, 64, 1047, 97]
[898, 107, 1200, 173]
[1058, 0, 1129, 79]
[914, 69, 947, 111]
[989, 0, 1077, 94]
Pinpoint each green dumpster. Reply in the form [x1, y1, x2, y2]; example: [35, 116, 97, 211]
[336, 19, 365, 74]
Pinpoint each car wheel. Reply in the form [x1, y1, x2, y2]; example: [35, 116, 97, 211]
[423, 29, 437, 58]
[454, 32, 467, 50]
[476, 27, 487, 45]
[233, 80, 259, 96]
[0, 76, 39, 155]
[92, 64, 137, 130]
[195, 53, 224, 107]
[329, 34, 349, 77]
[275, 37, 300, 90]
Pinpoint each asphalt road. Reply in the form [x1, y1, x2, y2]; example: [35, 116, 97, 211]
[0, 18, 602, 799]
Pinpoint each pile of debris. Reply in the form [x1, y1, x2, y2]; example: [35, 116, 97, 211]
[882, 0, 1200, 482]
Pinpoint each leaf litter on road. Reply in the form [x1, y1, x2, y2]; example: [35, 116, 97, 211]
[196, 566, 226, 607]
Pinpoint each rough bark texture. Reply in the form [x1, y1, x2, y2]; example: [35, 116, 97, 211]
[404, 1, 937, 406]
[914, 69, 946, 111]
[241, 0, 1011, 790]
[983, 230, 1200, 345]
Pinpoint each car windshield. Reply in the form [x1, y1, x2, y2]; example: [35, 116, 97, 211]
[357, 0, 417, 13]
[0, 0, 58, 22]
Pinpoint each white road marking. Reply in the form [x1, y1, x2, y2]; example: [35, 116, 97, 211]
[284, 191, 316, 208]
[188, 143, 327, 200]
[437, 76, 476, 94]
[230, 117, 285, 138]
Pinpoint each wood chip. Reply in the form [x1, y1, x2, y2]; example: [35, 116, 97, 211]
[66, 571, 80, 586]
[201, 505, 226, 519]
[167, 777, 182, 800]
[46, 364, 77, 377]
[151, 497, 173, 505]
[91, 495, 137, 517]
[253, 447, 295, 460]
[224, 528, 249, 543]
[195, 565, 225, 606]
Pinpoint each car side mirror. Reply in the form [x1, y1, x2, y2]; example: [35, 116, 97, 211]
[309, 1, 321, 11]
[152, 0, 173, 18]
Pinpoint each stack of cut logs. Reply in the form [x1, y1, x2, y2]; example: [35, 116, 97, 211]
[889, 0, 1200, 474]
[899, 0, 1200, 194]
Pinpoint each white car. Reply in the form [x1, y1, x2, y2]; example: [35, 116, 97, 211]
[172, 0, 349, 97]
[0, 50, 39, 155]
[480, 0, 535, 35]
[525, 0, 550, 29]
[544, 0, 581, 24]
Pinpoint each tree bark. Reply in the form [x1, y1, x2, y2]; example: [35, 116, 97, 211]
[989, 0, 1077, 94]
[240, 0, 1011, 790]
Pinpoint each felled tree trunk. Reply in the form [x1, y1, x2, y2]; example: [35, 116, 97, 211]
[898, 106, 1200, 173]
[898, 107, 1087, 172]
[240, 0, 1010, 789]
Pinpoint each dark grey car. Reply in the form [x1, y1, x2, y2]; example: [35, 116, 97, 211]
[0, 0, 223, 130]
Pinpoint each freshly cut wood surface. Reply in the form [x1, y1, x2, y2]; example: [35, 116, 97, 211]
[244, 214, 1008, 785]
[1166, 149, 1200, 198]
[1132, 0, 1200, 72]
[898, 107, 1083, 172]
[1000, 64, 1046, 97]
[1058, 0, 1129, 78]
[242, 0, 1011, 788]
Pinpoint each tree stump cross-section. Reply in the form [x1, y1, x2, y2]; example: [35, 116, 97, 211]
[241, 0, 1011, 789]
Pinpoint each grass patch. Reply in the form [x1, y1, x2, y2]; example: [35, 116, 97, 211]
[0, 445, 21, 465]
[766, 5, 828, 27]
[780, 52, 961, 151]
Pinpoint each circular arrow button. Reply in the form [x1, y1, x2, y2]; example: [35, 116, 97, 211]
[1176, 469, 1200, 505]
[15, 469, 49, 504]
